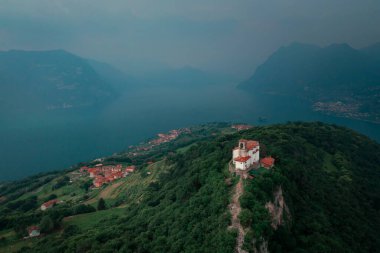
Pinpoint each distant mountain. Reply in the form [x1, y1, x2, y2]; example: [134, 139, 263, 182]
[0, 50, 132, 113]
[87, 59, 139, 92]
[362, 42, 380, 59]
[239, 42, 380, 123]
[137, 66, 232, 88]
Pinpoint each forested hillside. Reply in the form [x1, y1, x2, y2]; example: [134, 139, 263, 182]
[0, 122, 379, 253]
[237, 122, 380, 252]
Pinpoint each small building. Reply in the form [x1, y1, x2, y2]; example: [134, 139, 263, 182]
[79, 166, 89, 173]
[234, 156, 252, 170]
[232, 139, 260, 170]
[125, 165, 136, 173]
[232, 124, 253, 131]
[260, 156, 275, 169]
[27, 226, 40, 237]
[113, 171, 123, 179]
[41, 199, 58, 211]
[93, 176, 107, 188]
[106, 175, 115, 182]
[88, 168, 99, 178]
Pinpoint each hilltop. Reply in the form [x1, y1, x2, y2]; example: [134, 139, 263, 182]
[239, 42, 380, 123]
[0, 122, 379, 253]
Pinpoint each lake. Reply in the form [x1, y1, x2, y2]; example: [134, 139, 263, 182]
[1, 84, 379, 180]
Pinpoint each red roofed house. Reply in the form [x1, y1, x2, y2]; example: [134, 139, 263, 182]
[113, 171, 123, 179]
[88, 168, 99, 178]
[27, 226, 40, 237]
[260, 156, 275, 169]
[125, 166, 136, 173]
[232, 125, 253, 131]
[106, 176, 115, 182]
[93, 176, 107, 188]
[79, 166, 89, 173]
[232, 139, 260, 170]
[41, 199, 59, 211]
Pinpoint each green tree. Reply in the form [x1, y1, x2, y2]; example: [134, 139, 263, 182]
[74, 204, 96, 214]
[40, 216, 54, 233]
[13, 225, 27, 238]
[97, 198, 107, 211]
[63, 225, 79, 238]
[81, 179, 93, 192]
[44, 194, 57, 202]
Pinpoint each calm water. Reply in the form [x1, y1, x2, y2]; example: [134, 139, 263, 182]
[1, 84, 379, 180]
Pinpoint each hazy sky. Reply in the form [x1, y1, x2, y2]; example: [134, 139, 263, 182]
[1, 0, 379, 77]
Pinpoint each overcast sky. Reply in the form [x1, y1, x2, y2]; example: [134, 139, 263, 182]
[1, 0, 379, 78]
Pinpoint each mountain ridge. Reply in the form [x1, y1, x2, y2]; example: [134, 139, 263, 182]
[239, 42, 380, 123]
[0, 49, 119, 112]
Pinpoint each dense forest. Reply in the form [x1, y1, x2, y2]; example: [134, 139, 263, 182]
[0, 122, 379, 252]
[237, 123, 380, 252]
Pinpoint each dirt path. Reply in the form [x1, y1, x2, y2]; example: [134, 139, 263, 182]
[229, 162, 248, 253]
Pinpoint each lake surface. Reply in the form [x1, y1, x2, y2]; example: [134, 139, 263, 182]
[1, 84, 379, 180]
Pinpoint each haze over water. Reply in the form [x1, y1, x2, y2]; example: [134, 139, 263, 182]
[1, 83, 379, 180]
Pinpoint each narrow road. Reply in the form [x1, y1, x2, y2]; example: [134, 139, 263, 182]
[229, 162, 248, 253]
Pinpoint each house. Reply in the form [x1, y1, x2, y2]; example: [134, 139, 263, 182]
[232, 139, 260, 170]
[27, 226, 40, 237]
[106, 175, 115, 182]
[125, 165, 136, 173]
[88, 168, 99, 178]
[93, 176, 107, 188]
[41, 199, 58, 211]
[260, 156, 275, 169]
[113, 171, 124, 179]
[232, 125, 253, 131]
[79, 166, 89, 173]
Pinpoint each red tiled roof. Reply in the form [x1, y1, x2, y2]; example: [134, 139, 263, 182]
[234, 156, 251, 162]
[28, 226, 40, 234]
[246, 140, 259, 150]
[261, 156, 275, 167]
[238, 139, 259, 150]
[42, 199, 58, 208]
[125, 166, 136, 172]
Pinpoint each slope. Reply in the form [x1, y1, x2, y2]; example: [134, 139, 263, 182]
[0, 122, 379, 253]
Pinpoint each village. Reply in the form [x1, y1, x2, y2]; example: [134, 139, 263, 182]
[25, 126, 273, 240]
[127, 128, 191, 157]
[231, 124, 253, 131]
